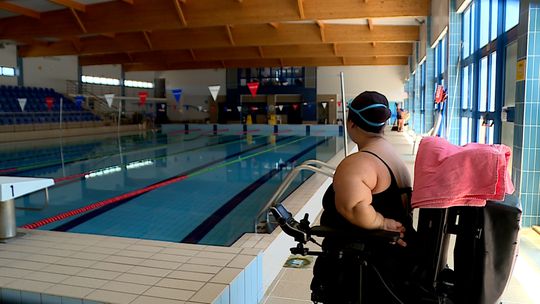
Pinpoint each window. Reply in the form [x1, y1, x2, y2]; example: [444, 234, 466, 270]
[489, 52, 497, 112]
[124, 80, 154, 89]
[505, 0, 520, 31]
[479, 0, 490, 47]
[479, 56, 488, 112]
[462, 65, 470, 110]
[81, 75, 153, 88]
[238, 67, 304, 87]
[0, 66, 16, 77]
[490, 0, 498, 42]
[463, 6, 471, 58]
[461, 117, 471, 144]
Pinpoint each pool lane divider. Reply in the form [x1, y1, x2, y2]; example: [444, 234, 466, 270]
[181, 137, 330, 244]
[22, 135, 302, 230]
[52, 134, 262, 184]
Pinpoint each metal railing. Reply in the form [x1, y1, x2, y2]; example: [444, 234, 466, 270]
[255, 159, 336, 232]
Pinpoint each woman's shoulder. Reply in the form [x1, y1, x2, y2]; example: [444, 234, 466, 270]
[335, 152, 380, 177]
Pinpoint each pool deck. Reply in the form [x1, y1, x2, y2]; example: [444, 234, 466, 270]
[0, 228, 263, 304]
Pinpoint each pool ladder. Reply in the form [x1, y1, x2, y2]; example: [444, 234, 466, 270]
[255, 159, 335, 233]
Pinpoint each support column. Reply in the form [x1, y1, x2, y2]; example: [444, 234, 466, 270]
[446, 0, 462, 144]
[424, 16, 436, 132]
[513, 0, 540, 227]
[414, 60, 422, 132]
[16, 46, 23, 87]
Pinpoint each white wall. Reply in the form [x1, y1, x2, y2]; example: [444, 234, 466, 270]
[0, 44, 19, 86]
[23, 56, 78, 93]
[317, 66, 408, 103]
[82, 64, 121, 79]
[157, 69, 227, 121]
[125, 71, 156, 81]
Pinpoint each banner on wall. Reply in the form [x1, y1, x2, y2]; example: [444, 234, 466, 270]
[45, 97, 53, 111]
[292, 104, 299, 110]
[208, 85, 220, 101]
[322, 102, 327, 109]
[17, 98, 27, 111]
[278, 105, 283, 111]
[75, 95, 84, 109]
[104, 94, 115, 107]
[198, 106, 203, 112]
[247, 82, 259, 97]
[172, 88, 183, 104]
[138, 92, 148, 106]
[237, 106, 242, 112]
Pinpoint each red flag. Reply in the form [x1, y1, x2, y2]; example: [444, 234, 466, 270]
[45, 97, 53, 111]
[435, 85, 445, 103]
[247, 82, 259, 97]
[292, 104, 299, 110]
[138, 92, 148, 106]
[337, 101, 342, 107]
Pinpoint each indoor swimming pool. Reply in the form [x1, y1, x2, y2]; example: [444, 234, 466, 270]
[2, 124, 343, 246]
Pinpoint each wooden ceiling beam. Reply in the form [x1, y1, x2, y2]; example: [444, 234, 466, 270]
[173, 0, 188, 26]
[142, 31, 153, 50]
[77, 43, 412, 65]
[70, 37, 82, 53]
[0, 2, 40, 19]
[49, 0, 86, 12]
[316, 21, 325, 42]
[19, 25, 417, 57]
[367, 18, 374, 30]
[123, 56, 409, 71]
[0, 0, 428, 39]
[70, 8, 87, 33]
[297, 0, 305, 19]
[226, 25, 235, 46]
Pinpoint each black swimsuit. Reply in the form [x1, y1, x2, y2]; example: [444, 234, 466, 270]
[311, 151, 418, 303]
[321, 151, 413, 237]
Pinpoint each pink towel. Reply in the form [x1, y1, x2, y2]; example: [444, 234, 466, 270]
[411, 136, 514, 209]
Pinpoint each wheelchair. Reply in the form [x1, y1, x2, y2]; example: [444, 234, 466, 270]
[269, 199, 521, 304]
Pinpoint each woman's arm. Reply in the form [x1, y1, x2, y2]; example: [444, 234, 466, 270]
[333, 155, 407, 245]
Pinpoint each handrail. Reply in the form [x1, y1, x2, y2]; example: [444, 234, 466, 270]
[255, 159, 335, 231]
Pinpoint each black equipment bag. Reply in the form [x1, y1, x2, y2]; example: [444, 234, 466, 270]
[452, 200, 521, 304]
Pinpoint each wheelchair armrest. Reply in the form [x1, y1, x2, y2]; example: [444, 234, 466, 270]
[270, 203, 400, 245]
[310, 225, 400, 244]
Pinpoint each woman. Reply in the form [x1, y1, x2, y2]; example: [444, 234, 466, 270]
[311, 91, 417, 304]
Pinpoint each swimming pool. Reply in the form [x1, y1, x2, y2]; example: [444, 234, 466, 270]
[2, 124, 343, 246]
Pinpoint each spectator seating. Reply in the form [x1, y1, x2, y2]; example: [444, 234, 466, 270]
[0, 85, 101, 125]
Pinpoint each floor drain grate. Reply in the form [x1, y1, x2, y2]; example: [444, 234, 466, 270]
[283, 255, 313, 268]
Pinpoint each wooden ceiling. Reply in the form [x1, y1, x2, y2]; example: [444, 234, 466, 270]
[0, 0, 429, 71]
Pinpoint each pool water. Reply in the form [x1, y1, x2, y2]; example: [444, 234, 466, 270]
[2, 125, 343, 246]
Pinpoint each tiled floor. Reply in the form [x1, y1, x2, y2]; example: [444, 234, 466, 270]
[0, 229, 262, 303]
[262, 130, 540, 304]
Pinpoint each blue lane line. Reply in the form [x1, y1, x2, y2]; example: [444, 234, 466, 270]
[50, 136, 295, 232]
[181, 137, 329, 244]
